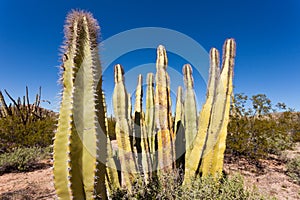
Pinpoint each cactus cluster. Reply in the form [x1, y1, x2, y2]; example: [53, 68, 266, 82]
[0, 87, 52, 122]
[53, 10, 236, 199]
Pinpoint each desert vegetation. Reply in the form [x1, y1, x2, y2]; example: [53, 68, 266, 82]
[0, 10, 300, 200]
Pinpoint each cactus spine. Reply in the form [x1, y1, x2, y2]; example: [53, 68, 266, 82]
[53, 11, 107, 199]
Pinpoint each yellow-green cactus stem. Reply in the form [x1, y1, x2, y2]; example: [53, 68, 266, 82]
[134, 74, 143, 173]
[182, 64, 198, 163]
[208, 39, 236, 176]
[183, 47, 220, 184]
[113, 64, 137, 188]
[200, 39, 236, 177]
[174, 86, 185, 168]
[145, 73, 155, 155]
[134, 74, 152, 181]
[101, 92, 120, 193]
[53, 10, 107, 199]
[155, 45, 174, 172]
[174, 86, 183, 135]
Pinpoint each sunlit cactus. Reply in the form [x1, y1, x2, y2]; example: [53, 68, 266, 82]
[182, 64, 198, 166]
[53, 10, 237, 198]
[155, 45, 175, 172]
[113, 64, 137, 188]
[200, 39, 236, 176]
[53, 10, 107, 199]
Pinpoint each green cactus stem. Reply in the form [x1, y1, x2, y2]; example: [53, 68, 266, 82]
[134, 74, 143, 173]
[145, 73, 155, 154]
[200, 39, 236, 177]
[183, 47, 221, 184]
[113, 64, 137, 188]
[105, 106, 121, 193]
[182, 64, 198, 164]
[155, 45, 174, 172]
[174, 86, 185, 168]
[53, 10, 107, 199]
[204, 39, 236, 176]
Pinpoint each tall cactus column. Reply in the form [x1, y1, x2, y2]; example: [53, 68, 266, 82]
[53, 11, 107, 199]
[134, 74, 152, 181]
[200, 39, 236, 176]
[113, 64, 137, 188]
[183, 38, 236, 183]
[182, 64, 198, 162]
[183, 48, 220, 184]
[155, 45, 174, 172]
[203, 39, 236, 176]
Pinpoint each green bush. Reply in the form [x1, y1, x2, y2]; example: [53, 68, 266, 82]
[286, 156, 300, 185]
[110, 172, 270, 199]
[226, 93, 297, 161]
[0, 147, 50, 174]
[0, 114, 56, 152]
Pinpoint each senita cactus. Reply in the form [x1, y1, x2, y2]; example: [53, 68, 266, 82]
[53, 11, 107, 199]
[183, 48, 220, 184]
[113, 64, 137, 188]
[103, 91, 120, 192]
[145, 73, 155, 156]
[183, 39, 236, 184]
[155, 45, 175, 171]
[200, 39, 236, 176]
[182, 64, 198, 165]
[134, 74, 152, 181]
[174, 86, 185, 168]
[54, 10, 236, 197]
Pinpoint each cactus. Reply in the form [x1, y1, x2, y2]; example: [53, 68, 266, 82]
[144, 73, 156, 175]
[101, 91, 120, 193]
[53, 10, 236, 196]
[53, 11, 107, 199]
[183, 48, 220, 184]
[182, 64, 198, 165]
[113, 64, 137, 188]
[174, 86, 185, 168]
[133, 74, 152, 181]
[183, 39, 235, 184]
[134, 74, 143, 173]
[155, 45, 175, 172]
[200, 39, 236, 176]
[0, 91, 10, 117]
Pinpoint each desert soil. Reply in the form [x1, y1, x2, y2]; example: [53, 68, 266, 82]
[0, 144, 299, 200]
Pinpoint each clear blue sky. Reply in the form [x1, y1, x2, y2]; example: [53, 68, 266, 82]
[0, 0, 299, 113]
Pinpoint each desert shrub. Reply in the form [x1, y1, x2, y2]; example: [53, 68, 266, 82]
[0, 147, 50, 174]
[110, 172, 270, 199]
[0, 114, 56, 152]
[286, 156, 300, 185]
[227, 93, 297, 161]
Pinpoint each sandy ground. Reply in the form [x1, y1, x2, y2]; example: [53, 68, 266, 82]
[0, 144, 299, 199]
[0, 166, 56, 199]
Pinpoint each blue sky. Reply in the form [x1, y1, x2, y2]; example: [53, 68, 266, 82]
[0, 0, 299, 113]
